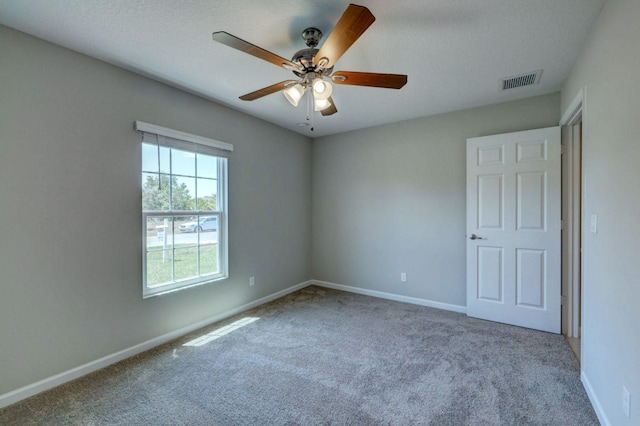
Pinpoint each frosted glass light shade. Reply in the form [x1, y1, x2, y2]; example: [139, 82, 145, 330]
[284, 84, 304, 107]
[314, 98, 331, 111]
[312, 78, 332, 100]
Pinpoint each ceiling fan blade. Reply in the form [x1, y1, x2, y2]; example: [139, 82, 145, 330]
[321, 97, 338, 116]
[331, 71, 407, 89]
[314, 4, 375, 69]
[213, 31, 300, 71]
[239, 80, 298, 101]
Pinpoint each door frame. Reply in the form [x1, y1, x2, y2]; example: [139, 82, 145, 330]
[560, 87, 585, 339]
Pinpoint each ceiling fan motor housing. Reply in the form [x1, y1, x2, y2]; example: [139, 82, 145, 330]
[290, 27, 332, 78]
[291, 48, 333, 78]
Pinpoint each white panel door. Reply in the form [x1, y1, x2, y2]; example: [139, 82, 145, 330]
[467, 127, 561, 333]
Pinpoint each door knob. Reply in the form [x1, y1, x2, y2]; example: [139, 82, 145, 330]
[469, 233, 485, 240]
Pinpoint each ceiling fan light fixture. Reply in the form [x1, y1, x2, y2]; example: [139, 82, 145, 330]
[314, 98, 332, 111]
[312, 78, 332, 100]
[284, 84, 304, 107]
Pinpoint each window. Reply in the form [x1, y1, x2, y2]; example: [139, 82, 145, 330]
[136, 121, 232, 298]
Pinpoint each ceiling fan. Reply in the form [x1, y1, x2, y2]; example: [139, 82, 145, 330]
[212, 3, 407, 125]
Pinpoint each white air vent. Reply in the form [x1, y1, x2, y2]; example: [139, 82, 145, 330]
[500, 70, 543, 90]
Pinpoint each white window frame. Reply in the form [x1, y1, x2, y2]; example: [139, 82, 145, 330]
[136, 121, 232, 298]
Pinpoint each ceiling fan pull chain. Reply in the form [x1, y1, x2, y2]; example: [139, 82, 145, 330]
[311, 108, 315, 132]
[307, 88, 314, 132]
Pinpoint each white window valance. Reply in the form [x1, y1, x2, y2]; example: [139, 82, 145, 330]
[135, 121, 233, 156]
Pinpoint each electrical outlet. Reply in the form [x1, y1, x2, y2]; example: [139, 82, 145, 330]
[623, 386, 630, 418]
[400, 273, 407, 283]
[249, 276, 255, 287]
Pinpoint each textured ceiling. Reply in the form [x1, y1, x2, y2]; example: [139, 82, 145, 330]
[0, 0, 605, 137]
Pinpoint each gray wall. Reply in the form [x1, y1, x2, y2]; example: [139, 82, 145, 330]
[0, 25, 311, 395]
[561, 0, 640, 423]
[312, 93, 560, 308]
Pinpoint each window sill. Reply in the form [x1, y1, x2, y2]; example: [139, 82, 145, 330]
[143, 274, 228, 299]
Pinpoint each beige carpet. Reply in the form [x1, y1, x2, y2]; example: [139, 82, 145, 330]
[0, 286, 598, 425]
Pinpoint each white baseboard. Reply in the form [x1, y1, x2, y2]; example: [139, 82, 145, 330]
[0, 280, 313, 409]
[581, 371, 611, 426]
[311, 280, 467, 314]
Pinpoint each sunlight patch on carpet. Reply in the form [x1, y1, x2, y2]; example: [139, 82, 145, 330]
[183, 317, 260, 347]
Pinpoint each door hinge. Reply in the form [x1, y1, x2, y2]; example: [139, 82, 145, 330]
[561, 295, 567, 306]
[561, 220, 567, 230]
[560, 144, 567, 155]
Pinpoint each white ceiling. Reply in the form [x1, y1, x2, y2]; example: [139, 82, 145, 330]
[0, 0, 605, 137]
